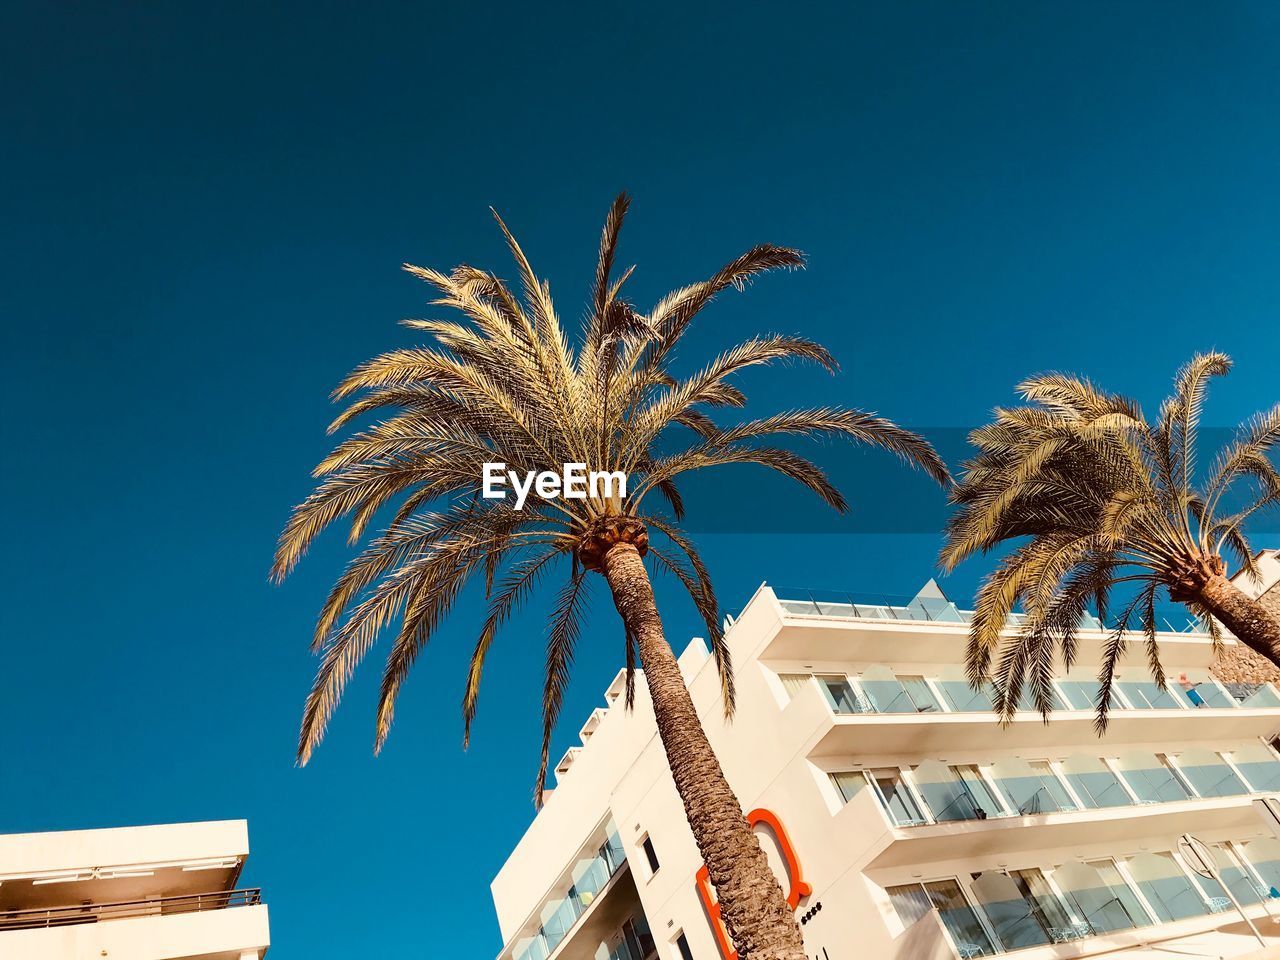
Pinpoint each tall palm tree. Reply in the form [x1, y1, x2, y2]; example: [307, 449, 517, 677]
[940, 353, 1280, 726]
[272, 194, 949, 960]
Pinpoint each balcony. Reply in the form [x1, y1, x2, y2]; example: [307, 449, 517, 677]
[791, 672, 1280, 758]
[764, 586, 1220, 666]
[860, 793, 1274, 869]
[0, 888, 262, 931]
[811, 705, 1280, 756]
[509, 830, 628, 960]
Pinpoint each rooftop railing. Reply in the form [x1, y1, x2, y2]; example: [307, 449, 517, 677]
[772, 587, 1212, 635]
[0, 888, 262, 931]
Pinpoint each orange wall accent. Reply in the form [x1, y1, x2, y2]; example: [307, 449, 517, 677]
[693, 808, 812, 960]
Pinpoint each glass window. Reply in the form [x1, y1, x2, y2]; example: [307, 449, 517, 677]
[541, 893, 583, 951]
[913, 760, 1003, 822]
[1235, 683, 1280, 708]
[1053, 860, 1149, 934]
[829, 770, 869, 805]
[778, 673, 812, 702]
[971, 869, 1065, 949]
[517, 937, 550, 960]
[1058, 678, 1119, 712]
[674, 933, 694, 960]
[1128, 852, 1211, 922]
[1116, 680, 1183, 710]
[900, 675, 942, 713]
[869, 768, 927, 825]
[990, 759, 1076, 814]
[1231, 744, 1280, 793]
[1175, 750, 1248, 798]
[936, 668, 996, 712]
[816, 675, 866, 714]
[1060, 756, 1130, 809]
[1238, 838, 1280, 898]
[1015, 684, 1066, 713]
[888, 880, 996, 957]
[1174, 673, 1235, 709]
[621, 916, 656, 960]
[1210, 844, 1266, 906]
[1114, 752, 1191, 804]
[859, 667, 940, 714]
[641, 836, 660, 874]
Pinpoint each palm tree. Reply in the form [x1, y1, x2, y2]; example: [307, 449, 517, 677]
[940, 352, 1280, 726]
[272, 194, 949, 960]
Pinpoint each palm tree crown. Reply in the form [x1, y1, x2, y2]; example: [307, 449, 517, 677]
[274, 193, 949, 798]
[941, 353, 1280, 728]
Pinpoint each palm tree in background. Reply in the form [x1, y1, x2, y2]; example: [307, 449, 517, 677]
[272, 194, 949, 960]
[940, 353, 1280, 727]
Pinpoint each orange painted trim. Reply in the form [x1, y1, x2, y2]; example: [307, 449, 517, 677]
[695, 808, 811, 960]
[695, 864, 738, 960]
[745, 808, 812, 909]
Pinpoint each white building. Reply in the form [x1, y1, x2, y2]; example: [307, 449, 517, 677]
[490, 551, 1280, 960]
[0, 820, 270, 960]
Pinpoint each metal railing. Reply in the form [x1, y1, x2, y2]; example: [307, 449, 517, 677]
[0, 888, 262, 931]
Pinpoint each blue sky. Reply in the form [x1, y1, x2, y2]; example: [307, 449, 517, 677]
[2, 2, 1279, 956]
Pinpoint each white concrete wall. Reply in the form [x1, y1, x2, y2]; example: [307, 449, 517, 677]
[490, 585, 1280, 960]
[0, 820, 249, 876]
[0, 903, 270, 960]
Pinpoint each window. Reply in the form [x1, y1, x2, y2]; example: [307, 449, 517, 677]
[1231, 744, 1280, 793]
[1057, 678, 1119, 712]
[1238, 838, 1280, 897]
[970, 869, 1066, 949]
[1060, 756, 1130, 808]
[1175, 673, 1235, 709]
[1236, 684, 1280, 708]
[778, 673, 812, 702]
[816, 675, 866, 714]
[1053, 860, 1149, 934]
[1127, 852, 1210, 922]
[1015, 684, 1067, 713]
[869, 768, 927, 825]
[859, 667, 940, 714]
[935, 668, 995, 712]
[619, 916, 656, 960]
[640, 835, 660, 875]
[912, 760, 1003, 822]
[887, 880, 995, 956]
[1207, 843, 1267, 906]
[988, 759, 1075, 814]
[1113, 751, 1191, 804]
[1174, 750, 1247, 798]
[673, 933, 694, 960]
[1116, 680, 1183, 710]
[829, 770, 869, 805]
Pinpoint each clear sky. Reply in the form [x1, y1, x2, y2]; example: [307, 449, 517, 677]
[3, 2, 1279, 957]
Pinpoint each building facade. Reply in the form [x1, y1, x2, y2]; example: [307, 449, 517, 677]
[0, 819, 270, 960]
[490, 550, 1280, 960]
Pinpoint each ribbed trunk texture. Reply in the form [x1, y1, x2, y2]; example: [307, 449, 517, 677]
[1195, 575, 1280, 669]
[599, 542, 807, 960]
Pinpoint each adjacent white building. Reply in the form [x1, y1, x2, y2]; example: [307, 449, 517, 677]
[490, 550, 1280, 960]
[0, 819, 270, 960]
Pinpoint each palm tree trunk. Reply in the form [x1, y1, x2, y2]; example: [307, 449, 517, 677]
[599, 541, 807, 960]
[1193, 575, 1280, 667]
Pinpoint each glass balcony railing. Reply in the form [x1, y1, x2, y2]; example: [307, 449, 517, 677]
[848, 748, 1280, 831]
[892, 837, 1280, 959]
[774, 587, 1210, 635]
[801, 669, 1280, 719]
[514, 831, 627, 960]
